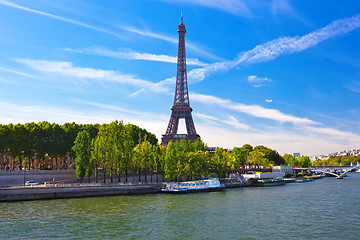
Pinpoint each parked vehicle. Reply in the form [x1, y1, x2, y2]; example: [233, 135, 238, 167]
[25, 180, 39, 186]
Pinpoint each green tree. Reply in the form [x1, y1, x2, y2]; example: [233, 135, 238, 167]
[72, 130, 92, 182]
[283, 153, 299, 167]
[10, 124, 27, 170]
[187, 150, 209, 180]
[0, 124, 11, 170]
[62, 122, 82, 168]
[163, 141, 178, 181]
[253, 145, 283, 166]
[248, 150, 269, 166]
[230, 147, 249, 169]
[299, 156, 311, 168]
[152, 144, 164, 183]
[24, 122, 41, 170]
[211, 148, 229, 178]
[242, 144, 253, 152]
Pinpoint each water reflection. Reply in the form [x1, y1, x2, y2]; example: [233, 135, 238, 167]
[1, 173, 359, 239]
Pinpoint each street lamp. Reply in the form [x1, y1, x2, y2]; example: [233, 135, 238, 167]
[23, 158, 26, 186]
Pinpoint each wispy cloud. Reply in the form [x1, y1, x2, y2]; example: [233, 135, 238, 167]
[159, 0, 252, 17]
[184, 14, 360, 83]
[0, 66, 37, 79]
[118, 24, 177, 44]
[16, 59, 170, 93]
[271, 0, 295, 16]
[191, 92, 315, 125]
[0, 0, 126, 40]
[196, 113, 250, 130]
[116, 24, 221, 60]
[248, 75, 272, 88]
[64, 47, 208, 66]
[345, 81, 360, 94]
[0, 99, 107, 124]
[304, 126, 360, 140]
[0, 99, 168, 139]
[191, 93, 360, 154]
[73, 99, 168, 120]
[0, 0, 220, 61]
[238, 14, 360, 64]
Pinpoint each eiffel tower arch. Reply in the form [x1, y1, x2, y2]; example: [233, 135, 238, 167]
[161, 11, 200, 146]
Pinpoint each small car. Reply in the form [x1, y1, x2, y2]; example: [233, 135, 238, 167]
[25, 180, 39, 186]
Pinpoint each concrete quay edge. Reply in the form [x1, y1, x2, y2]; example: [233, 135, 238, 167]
[0, 184, 163, 202]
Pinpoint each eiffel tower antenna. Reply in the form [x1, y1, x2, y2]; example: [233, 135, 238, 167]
[161, 11, 200, 146]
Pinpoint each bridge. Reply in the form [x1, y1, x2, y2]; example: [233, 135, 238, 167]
[310, 162, 360, 179]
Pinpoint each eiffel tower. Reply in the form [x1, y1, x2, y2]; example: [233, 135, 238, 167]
[161, 11, 200, 146]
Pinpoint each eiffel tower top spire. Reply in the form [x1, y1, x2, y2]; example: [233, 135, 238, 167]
[173, 9, 189, 108]
[161, 11, 200, 146]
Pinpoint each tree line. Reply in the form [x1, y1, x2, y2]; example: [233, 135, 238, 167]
[73, 125, 308, 183]
[0, 121, 156, 171]
[311, 155, 360, 166]
[1, 120, 319, 183]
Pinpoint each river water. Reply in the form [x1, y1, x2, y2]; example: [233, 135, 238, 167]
[1, 173, 360, 239]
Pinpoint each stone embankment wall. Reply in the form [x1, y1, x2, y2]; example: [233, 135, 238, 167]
[0, 170, 164, 202]
[0, 184, 163, 202]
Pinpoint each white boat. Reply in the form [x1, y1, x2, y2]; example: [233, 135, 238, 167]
[162, 179, 225, 193]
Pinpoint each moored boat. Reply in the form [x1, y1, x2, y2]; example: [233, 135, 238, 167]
[283, 177, 296, 183]
[253, 178, 285, 187]
[295, 178, 313, 183]
[161, 179, 225, 193]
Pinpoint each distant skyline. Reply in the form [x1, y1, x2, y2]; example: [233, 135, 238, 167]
[0, 0, 360, 155]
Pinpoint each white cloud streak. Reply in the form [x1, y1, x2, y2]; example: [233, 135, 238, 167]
[16, 59, 170, 93]
[159, 0, 252, 16]
[196, 113, 250, 130]
[248, 75, 271, 83]
[237, 14, 360, 64]
[184, 14, 360, 83]
[191, 93, 360, 155]
[191, 92, 315, 125]
[65, 47, 208, 66]
[0, 0, 219, 60]
[248, 75, 272, 88]
[0, 66, 38, 79]
[0, 0, 125, 40]
[118, 24, 177, 44]
[116, 24, 220, 60]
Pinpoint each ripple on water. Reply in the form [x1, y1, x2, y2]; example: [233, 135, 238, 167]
[1, 173, 360, 239]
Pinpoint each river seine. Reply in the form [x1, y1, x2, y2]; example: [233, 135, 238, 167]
[1, 173, 359, 239]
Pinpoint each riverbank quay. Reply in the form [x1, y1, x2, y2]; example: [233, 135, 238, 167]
[0, 173, 330, 202]
[0, 179, 254, 202]
[0, 184, 162, 202]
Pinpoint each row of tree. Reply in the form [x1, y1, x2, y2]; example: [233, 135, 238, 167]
[73, 125, 303, 182]
[0, 121, 156, 171]
[311, 155, 360, 166]
[1, 120, 322, 183]
[73, 120, 159, 183]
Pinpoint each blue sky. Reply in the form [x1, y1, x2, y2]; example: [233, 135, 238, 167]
[0, 0, 360, 156]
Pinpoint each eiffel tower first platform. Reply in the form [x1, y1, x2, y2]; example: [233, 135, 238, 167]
[161, 11, 200, 146]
